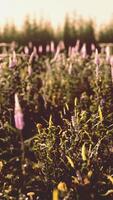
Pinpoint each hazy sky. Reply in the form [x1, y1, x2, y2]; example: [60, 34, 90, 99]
[1, 0, 113, 28]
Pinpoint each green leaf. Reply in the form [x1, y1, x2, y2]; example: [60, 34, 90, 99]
[49, 115, 53, 128]
[81, 143, 87, 161]
[66, 155, 74, 168]
[101, 189, 113, 196]
[98, 105, 103, 122]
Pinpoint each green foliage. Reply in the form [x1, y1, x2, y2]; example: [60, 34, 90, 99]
[0, 44, 113, 199]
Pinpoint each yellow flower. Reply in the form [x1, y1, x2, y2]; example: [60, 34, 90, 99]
[57, 182, 67, 192]
[0, 161, 3, 172]
[53, 189, 59, 200]
[27, 192, 35, 200]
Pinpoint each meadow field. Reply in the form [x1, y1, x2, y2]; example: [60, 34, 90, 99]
[0, 40, 113, 200]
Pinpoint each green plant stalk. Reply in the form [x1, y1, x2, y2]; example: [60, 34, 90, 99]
[19, 130, 25, 175]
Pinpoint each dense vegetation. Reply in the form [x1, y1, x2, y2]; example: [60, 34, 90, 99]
[0, 40, 113, 200]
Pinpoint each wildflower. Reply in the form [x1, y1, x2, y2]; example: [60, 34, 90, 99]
[105, 46, 110, 64]
[91, 43, 96, 52]
[0, 161, 3, 172]
[81, 43, 87, 59]
[9, 51, 17, 68]
[94, 49, 100, 80]
[75, 39, 80, 53]
[24, 46, 29, 55]
[0, 63, 3, 72]
[27, 192, 35, 200]
[58, 40, 65, 51]
[68, 63, 72, 74]
[57, 182, 67, 192]
[68, 46, 72, 57]
[29, 51, 35, 64]
[28, 65, 32, 76]
[33, 46, 37, 55]
[110, 56, 113, 82]
[52, 46, 60, 62]
[94, 49, 100, 65]
[38, 45, 43, 53]
[28, 41, 33, 49]
[110, 56, 113, 67]
[50, 41, 55, 53]
[71, 47, 76, 58]
[100, 98, 105, 107]
[46, 44, 50, 53]
[14, 93, 24, 130]
[71, 115, 76, 127]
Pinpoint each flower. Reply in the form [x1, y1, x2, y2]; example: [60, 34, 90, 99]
[38, 45, 43, 53]
[0, 161, 3, 172]
[28, 65, 32, 76]
[110, 56, 113, 67]
[24, 46, 29, 55]
[46, 44, 50, 53]
[9, 51, 17, 68]
[110, 56, 113, 82]
[91, 43, 96, 52]
[81, 43, 87, 59]
[50, 41, 55, 53]
[14, 93, 24, 130]
[94, 49, 100, 65]
[75, 39, 80, 53]
[0, 64, 3, 72]
[57, 182, 67, 192]
[105, 46, 110, 64]
[27, 192, 35, 200]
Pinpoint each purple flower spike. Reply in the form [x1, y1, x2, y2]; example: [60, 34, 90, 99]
[14, 93, 24, 130]
[94, 49, 100, 65]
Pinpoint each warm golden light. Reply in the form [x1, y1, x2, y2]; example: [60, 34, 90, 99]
[1, 0, 113, 29]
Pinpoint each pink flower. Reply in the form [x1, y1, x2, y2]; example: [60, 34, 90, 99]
[14, 93, 24, 130]
[9, 51, 17, 68]
[81, 43, 87, 59]
[28, 65, 32, 76]
[0, 63, 3, 72]
[46, 44, 50, 53]
[91, 43, 96, 52]
[58, 40, 65, 50]
[52, 45, 60, 62]
[24, 46, 29, 55]
[38, 45, 43, 53]
[94, 49, 100, 80]
[28, 47, 37, 64]
[110, 56, 113, 67]
[68, 46, 72, 57]
[94, 49, 100, 65]
[75, 40, 80, 53]
[68, 63, 72, 75]
[105, 46, 110, 64]
[50, 41, 55, 53]
[110, 56, 113, 82]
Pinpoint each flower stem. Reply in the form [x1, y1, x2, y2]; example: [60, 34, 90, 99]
[19, 130, 25, 175]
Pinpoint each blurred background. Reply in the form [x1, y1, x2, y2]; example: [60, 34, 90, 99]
[1, 0, 113, 49]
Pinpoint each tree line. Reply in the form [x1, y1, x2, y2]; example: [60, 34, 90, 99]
[0, 15, 113, 51]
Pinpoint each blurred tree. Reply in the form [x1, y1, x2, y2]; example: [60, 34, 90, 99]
[63, 14, 78, 48]
[77, 19, 96, 53]
[98, 20, 113, 43]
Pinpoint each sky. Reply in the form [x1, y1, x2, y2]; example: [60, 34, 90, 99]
[1, 0, 113, 29]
